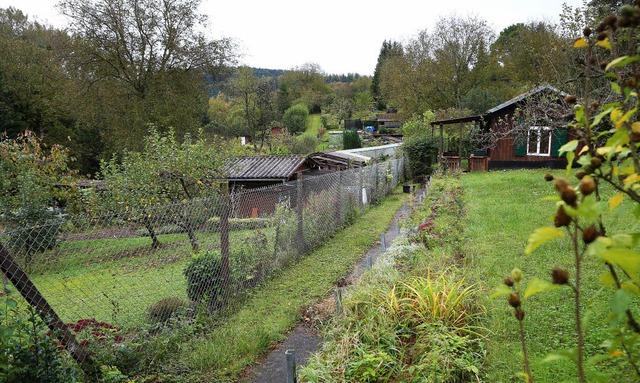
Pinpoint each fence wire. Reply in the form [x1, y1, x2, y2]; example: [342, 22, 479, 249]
[0, 157, 406, 337]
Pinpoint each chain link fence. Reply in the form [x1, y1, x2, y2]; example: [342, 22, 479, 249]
[0, 158, 405, 340]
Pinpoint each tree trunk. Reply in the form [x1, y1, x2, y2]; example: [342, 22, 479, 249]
[180, 213, 199, 253]
[143, 217, 161, 249]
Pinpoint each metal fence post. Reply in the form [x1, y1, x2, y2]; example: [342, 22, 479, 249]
[285, 349, 297, 383]
[374, 163, 379, 201]
[381, 233, 386, 252]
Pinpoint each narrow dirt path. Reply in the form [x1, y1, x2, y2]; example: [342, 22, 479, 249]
[239, 189, 424, 383]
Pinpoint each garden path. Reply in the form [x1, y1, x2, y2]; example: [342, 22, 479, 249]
[239, 188, 424, 383]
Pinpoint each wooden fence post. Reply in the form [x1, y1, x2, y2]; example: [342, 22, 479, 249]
[336, 169, 342, 225]
[358, 167, 364, 211]
[219, 183, 231, 304]
[439, 123, 445, 174]
[0, 244, 93, 368]
[296, 172, 306, 254]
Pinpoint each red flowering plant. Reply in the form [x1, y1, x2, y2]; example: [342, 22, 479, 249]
[55, 318, 125, 351]
[61, 318, 138, 375]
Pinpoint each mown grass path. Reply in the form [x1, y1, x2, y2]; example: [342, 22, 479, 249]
[185, 190, 409, 381]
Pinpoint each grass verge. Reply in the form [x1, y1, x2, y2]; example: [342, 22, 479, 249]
[299, 176, 487, 382]
[182, 190, 409, 381]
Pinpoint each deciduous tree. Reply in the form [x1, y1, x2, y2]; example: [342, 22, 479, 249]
[0, 131, 75, 265]
[57, 0, 237, 153]
[100, 128, 233, 251]
[378, 15, 495, 117]
[282, 104, 309, 135]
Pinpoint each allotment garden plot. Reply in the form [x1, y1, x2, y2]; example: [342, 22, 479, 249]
[0, 158, 405, 329]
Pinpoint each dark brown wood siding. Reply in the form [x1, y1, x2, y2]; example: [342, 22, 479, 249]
[488, 106, 567, 165]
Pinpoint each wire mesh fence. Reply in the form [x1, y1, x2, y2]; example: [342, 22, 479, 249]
[0, 157, 406, 356]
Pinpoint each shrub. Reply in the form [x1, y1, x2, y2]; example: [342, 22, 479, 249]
[147, 297, 187, 324]
[5, 210, 65, 268]
[183, 251, 225, 308]
[230, 230, 271, 284]
[292, 133, 318, 154]
[0, 290, 80, 382]
[403, 134, 439, 178]
[282, 104, 309, 134]
[342, 130, 362, 150]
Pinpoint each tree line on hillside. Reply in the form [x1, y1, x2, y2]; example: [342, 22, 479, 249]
[372, 0, 626, 121]
[0, 0, 618, 178]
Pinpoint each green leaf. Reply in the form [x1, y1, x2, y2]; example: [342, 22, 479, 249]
[577, 153, 592, 166]
[559, 139, 579, 154]
[577, 195, 601, 221]
[490, 284, 513, 299]
[605, 55, 640, 71]
[611, 289, 632, 315]
[525, 227, 565, 255]
[5, 298, 17, 309]
[593, 106, 614, 126]
[587, 353, 611, 366]
[575, 105, 586, 126]
[599, 272, 616, 287]
[599, 248, 640, 280]
[565, 151, 575, 175]
[621, 282, 640, 296]
[611, 234, 633, 248]
[524, 277, 560, 298]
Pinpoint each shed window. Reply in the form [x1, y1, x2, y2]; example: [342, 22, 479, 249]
[527, 127, 551, 156]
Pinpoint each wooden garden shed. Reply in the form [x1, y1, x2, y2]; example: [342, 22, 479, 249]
[223, 155, 309, 217]
[431, 85, 572, 171]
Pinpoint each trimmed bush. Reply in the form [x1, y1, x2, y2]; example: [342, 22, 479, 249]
[147, 297, 187, 324]
[342, 130, 362, 150]
[282, 104, 309, 134]
[183, 250, 225, 307]
[403, 134, 439, 178]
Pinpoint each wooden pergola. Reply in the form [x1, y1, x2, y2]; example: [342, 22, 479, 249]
[430, 114, 487, 172]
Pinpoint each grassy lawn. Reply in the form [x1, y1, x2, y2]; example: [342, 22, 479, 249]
[461, 169, 636, 382]
[305, 114, 322, 136]
[30, 228, 275, 326]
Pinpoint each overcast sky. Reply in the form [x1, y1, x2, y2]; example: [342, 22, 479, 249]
[1, 0, 585, 76]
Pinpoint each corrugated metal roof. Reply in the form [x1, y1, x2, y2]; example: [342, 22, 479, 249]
[307, 151, 369, 168]
[326, 151, 370, 163]
[486, 84, 568, 114]
[225, 155, 306, 180]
